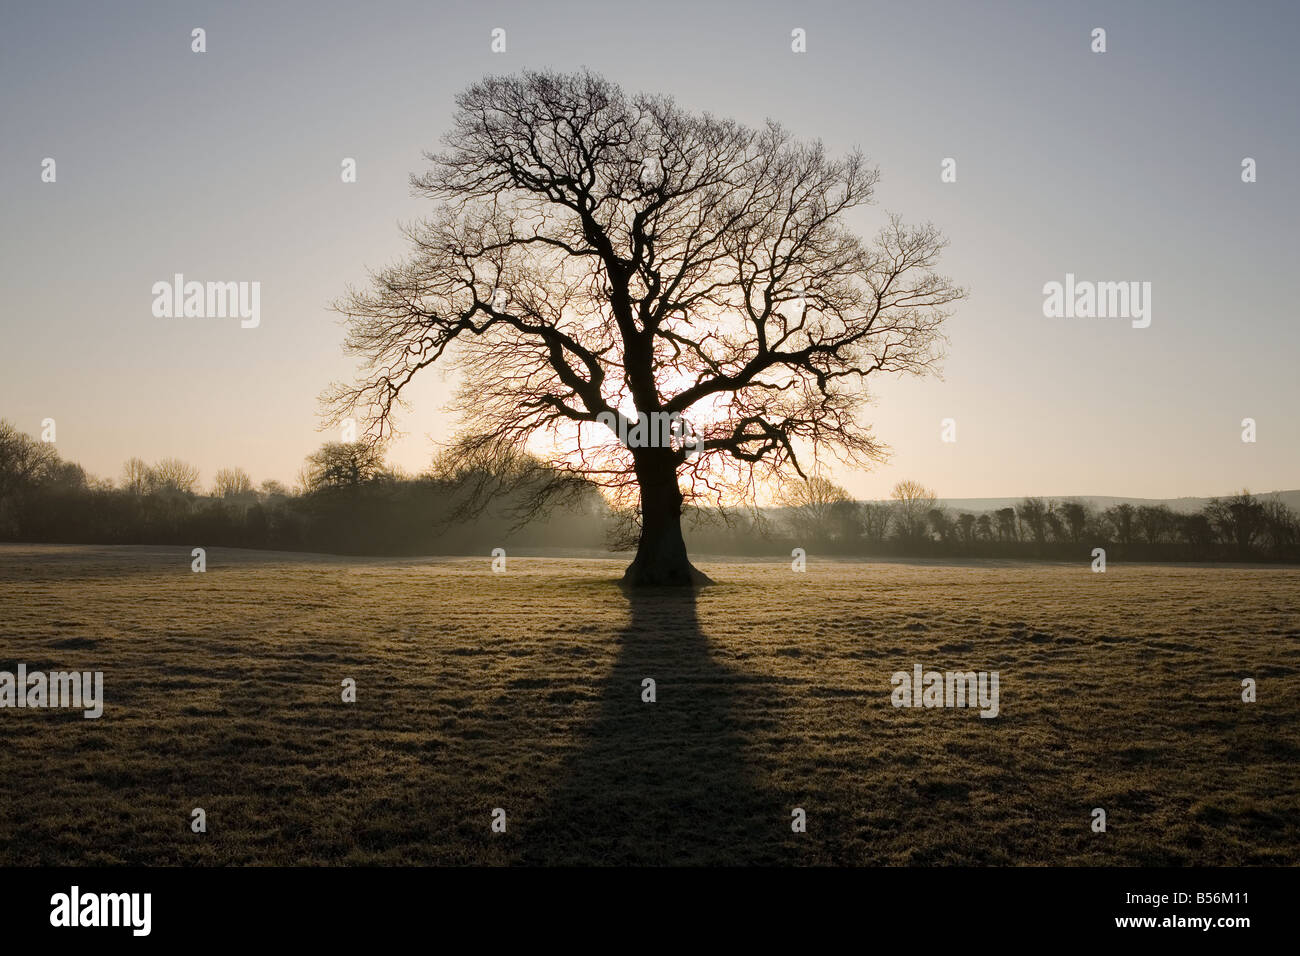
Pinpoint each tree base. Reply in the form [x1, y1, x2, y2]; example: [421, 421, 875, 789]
[620, 557, 714, 588]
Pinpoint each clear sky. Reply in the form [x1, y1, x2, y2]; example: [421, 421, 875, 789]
[2, 0, 1297, 501]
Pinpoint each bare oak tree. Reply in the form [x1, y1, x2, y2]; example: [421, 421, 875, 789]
[328, 70, 963, 585]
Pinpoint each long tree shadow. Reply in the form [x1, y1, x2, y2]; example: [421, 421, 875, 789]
[518, 585, 791, 865]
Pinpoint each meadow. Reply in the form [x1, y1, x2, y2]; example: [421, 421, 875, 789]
[0, 544, 1296, 866]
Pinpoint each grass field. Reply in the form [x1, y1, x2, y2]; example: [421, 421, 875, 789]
[1, 544, 1297, 866]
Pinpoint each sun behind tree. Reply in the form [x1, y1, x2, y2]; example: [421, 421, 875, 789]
[327, 70, 963, 586]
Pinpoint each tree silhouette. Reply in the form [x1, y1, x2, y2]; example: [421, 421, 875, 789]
[0, 421, 59, 500]
[328, 70, 962, 585]
[120, 457, 152, 496]
[149, 458, 200, 495]
[994, 507, 1018, 542]
[890, 479, 938, 542]
[1016, 497, 1048, 550]
[1206, 491, 1265, 556]
[776, 474, 851, 546]
[302, 442, 390, 492]
[213, 467, 253, 498]
[1104, 503, 1136, 548]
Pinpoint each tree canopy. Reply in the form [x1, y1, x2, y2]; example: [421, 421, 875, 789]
[328, 70, 964, 583]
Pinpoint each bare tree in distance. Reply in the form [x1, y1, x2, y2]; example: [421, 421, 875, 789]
[890, 479, 938, 542]
[776, 474, 851, 546]
[1016, 497, 1049, 549]
[1104, 502, 1136, 548]
[1206, 490, 1265, 557]
[302, 442, 390, 492]
[0, 421, 60, 500]
[995, 506, 1018, 542]
[927, 505, 953, 544]
[149, 458, 200, 495]
[213, 467, 253, 498]
[327, 70, 964, 585]
[121, 457, 152, 496]
[956, 512, 977, 544]
[1059, 499, 1090, 545]
[1136, 504, 1176, 545]
[861, 500, 894, 544]
[260, 479, 291, 499]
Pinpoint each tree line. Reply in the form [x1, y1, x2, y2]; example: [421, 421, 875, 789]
[0, 421, 606, 555]
[769, 476, 1300, 563]
[1, 420, 1296, 563]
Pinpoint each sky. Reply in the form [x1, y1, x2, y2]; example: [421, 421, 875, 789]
[2, 0, 1297, 502]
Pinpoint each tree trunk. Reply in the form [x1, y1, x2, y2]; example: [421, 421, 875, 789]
[622, 451, 712, 587]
